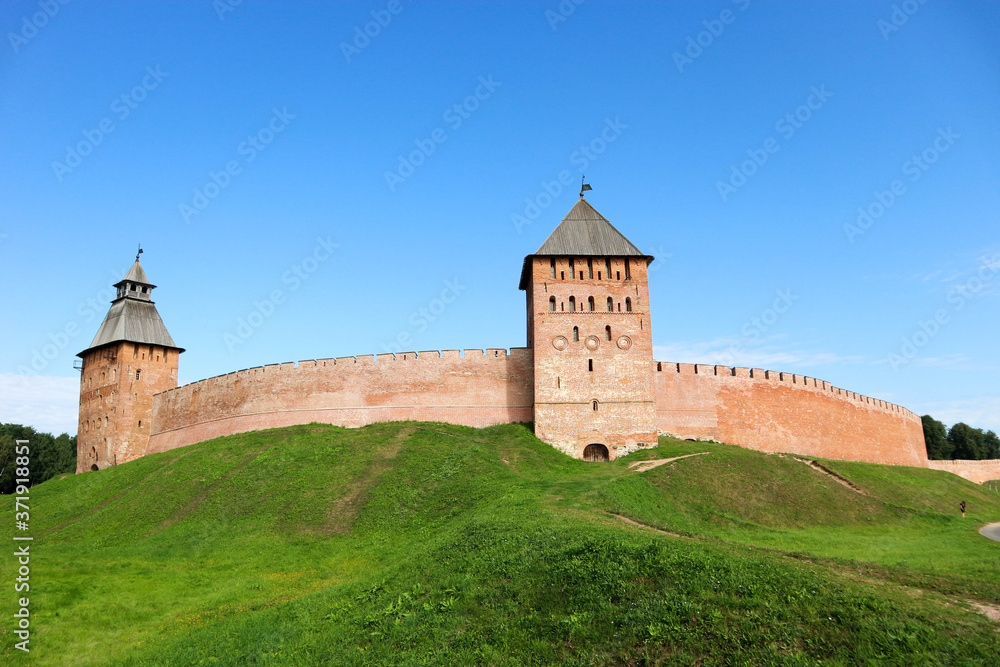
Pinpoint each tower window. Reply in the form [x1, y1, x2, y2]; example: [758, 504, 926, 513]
[597, 271, 602, 280]
[560, 302, 564, 311]
[549, 296, 556, 312]
[606, 325, 611, 341]
[626, 297, 632, 312]
[550, 258, 556, 279]
[136, 369, 141, 380]
[588, 296, 595, 311]
[617, 302, 621, 312]
[587, 258, 593, 279]
[569, 296, 576, 311]
[569, 258, 575, 278]
[573, 326, 579, 342]
[588, 359, 593, 371]
[616, 271, 620, 280]
[560, 271, 565, 280]
[592, 400, 598, 411]
[625, 259, 631, 280]
[606, 258, 612, 277]
[607, 297, 613, 311]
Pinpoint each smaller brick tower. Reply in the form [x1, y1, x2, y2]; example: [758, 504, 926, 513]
[520, 194, 657, 460]
[76, 254, 183, 472]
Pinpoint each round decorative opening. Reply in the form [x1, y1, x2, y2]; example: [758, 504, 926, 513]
[552, 336, 568, 351]
[585, 335, 600, 351]
[616, 335, 632, 350]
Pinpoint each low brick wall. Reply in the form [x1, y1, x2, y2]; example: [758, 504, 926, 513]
[147, 348, 533, 454]
[927, 459, 1000, 484]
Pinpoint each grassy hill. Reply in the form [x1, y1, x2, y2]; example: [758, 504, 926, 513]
[3, 422, 1000, 665]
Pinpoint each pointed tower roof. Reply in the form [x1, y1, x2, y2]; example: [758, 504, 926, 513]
[519, 197, 652, 289]
[118, 259, 152, 287]
[78, 258, 183, 356]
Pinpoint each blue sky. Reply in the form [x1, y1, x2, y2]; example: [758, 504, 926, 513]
[1, 0, 998, 436]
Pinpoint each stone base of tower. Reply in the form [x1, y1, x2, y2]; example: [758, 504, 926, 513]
[533, 402, 658, 460]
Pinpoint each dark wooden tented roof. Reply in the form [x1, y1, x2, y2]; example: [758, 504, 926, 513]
[78, 260, 182, 356]
[519, 197, 652, 289]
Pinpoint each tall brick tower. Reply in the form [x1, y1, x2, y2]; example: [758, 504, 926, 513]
[76, 254, 183, 472]
[519, 194, 657, 461]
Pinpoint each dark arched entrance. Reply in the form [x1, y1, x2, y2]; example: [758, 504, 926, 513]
[90, 464, 99, 471]
[583, 443, 609, 462]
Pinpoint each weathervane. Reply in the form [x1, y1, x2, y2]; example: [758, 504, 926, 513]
[580, 175, 592, 198]
[136, 244, 143, 262]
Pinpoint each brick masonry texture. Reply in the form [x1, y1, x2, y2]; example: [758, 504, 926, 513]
[927, 459, 1000, 484]
[653, 363, 927, 467]
[147, 349, 533, 454]
[77, 341, 179, 473]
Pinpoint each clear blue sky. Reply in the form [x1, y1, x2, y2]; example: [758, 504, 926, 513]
[1, 1, 998, 436]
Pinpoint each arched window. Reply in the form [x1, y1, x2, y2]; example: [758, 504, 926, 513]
[606, 325, 611, 341]
[549, 296, 556, 312]
[550, 258, 556, 279]
[588, 296, 595, 311]
[572, 326, 579, 342]
[626, 297, 632, 312]
[607, 297, 613, 311]
[592, 400, 599, 411]
[569, 296, 576, 311]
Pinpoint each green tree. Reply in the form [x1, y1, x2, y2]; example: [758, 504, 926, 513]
[985, 431, 1000, 460]
[0, 423, 77, 494]
[921, 415, 951, 460]
[948, 422, 987, 460]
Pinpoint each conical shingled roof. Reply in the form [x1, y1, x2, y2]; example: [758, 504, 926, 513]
[117, 259, 153, 286]
[534, 197, 646, 257]
[519, 197, 652, 290]
[78, 260, 182, 356]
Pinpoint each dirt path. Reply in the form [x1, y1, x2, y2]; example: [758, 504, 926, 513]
[628, 452, 709, 473]
[980, 522, 1000, 544]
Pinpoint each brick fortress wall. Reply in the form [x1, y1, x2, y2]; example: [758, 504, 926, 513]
[146, 348, 533, 454]
[653, 362, 927, 467]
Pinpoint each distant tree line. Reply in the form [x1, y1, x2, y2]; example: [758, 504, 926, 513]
[0, 424, 77, 494]
[922, 415, 1000, 461]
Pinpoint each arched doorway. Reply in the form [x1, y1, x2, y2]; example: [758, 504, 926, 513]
[583, 443, 609, 462]
[90, 464, 99, 471]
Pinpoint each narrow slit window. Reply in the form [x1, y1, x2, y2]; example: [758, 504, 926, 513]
[587, 258, 593, 279]
[592, 400, 598, 411]
[616, 271, 621, 280]
[135, 369, 141, 380]
[573, 326, 579, 342]
[606, 325, 611, 341]
[626, 297, 632, 312]
[569, 258, 575, 278]
[605, 257, 612, 278]
[625, 259, 631, 280]
[588, 359, 593, 372]
[550, 258, 556, 279]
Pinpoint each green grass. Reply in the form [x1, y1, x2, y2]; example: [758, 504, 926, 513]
[2, 422, 1000, 665]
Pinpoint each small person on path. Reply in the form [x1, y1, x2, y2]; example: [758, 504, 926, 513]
[960, 500, 966, 518]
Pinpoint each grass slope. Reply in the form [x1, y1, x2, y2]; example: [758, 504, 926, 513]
[2, 422, 999, 666]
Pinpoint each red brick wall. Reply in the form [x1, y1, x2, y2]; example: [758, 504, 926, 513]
[653, 363, 927, 467]
[78, 341, 179, 472]
[527, 256, 657, 459]
[147, 348, 533, 454]
[927, 459, 1000, 484]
